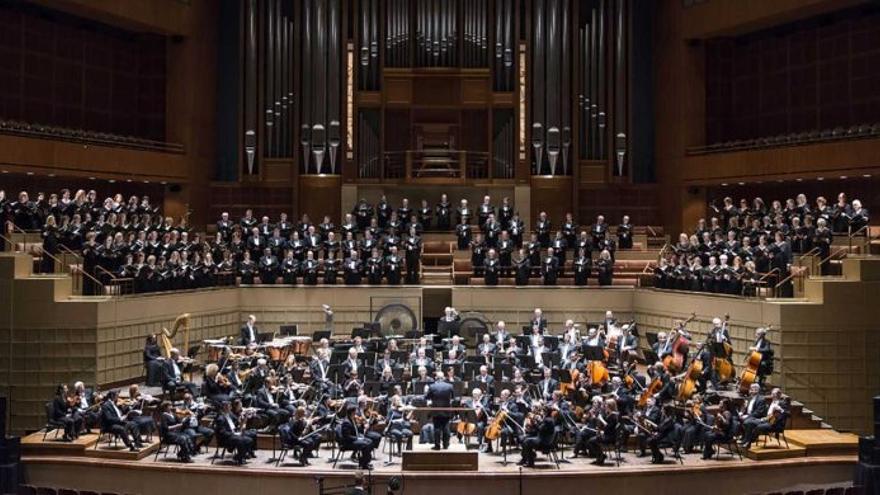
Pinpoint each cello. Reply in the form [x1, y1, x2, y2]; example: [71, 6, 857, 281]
[675, 358, 703, 402]
[638, 377, 663, 408]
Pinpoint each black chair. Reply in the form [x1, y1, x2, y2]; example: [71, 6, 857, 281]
[715, 434, 742, 461]
[535, 429, 562, 469]
[275, 441, 303, 467]
[759, 412, 790, 449]
[94, 425, 122, 450]
[330, 424, 359, 468]
[153, 427, 179, 462]
[42, 402, 65, 441]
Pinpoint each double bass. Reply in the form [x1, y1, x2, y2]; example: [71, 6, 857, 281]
[738, 325, 771, 394]
[675, 358, 703, 402]
[712, 314, 735, 384]
[662, 312, 696, 372]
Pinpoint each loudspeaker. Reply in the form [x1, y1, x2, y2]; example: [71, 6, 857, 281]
[0, 396, 6, 440]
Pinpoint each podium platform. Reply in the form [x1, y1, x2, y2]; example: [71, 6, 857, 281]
[402, 442, 479, 471]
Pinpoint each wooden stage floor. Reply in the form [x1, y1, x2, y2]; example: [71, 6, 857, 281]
[20, 429, 860, 495]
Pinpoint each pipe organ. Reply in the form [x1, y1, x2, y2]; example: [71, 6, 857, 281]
[577, 0, 628, 177]
[297, 0, 345, 175]
[229, 0, 635, 185]
[242, 0, 295, 176]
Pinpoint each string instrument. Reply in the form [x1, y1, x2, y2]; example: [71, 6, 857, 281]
[158, 313, 191, 359]
[662, 312, 696, 372]
[738, 325, 771, 394]
[675, 358, 704, 402]
[559, 368, 581, 396]
[484, 409, 508, 441]
[638, 377, 663, 408]
[586, 360, 610, 389]
[712, 314, 735, 383]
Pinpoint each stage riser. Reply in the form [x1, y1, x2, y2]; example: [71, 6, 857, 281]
[22, 457, 857, 495]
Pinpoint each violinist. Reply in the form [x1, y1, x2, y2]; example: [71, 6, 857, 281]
[633, 397, 661, 458]
[648, 405, 682, 464]
[158, 400, 196, 462]
[585, 398, 619, 465]
[355, 394, 384, 451]
[178, 393, 214, 450]
[341, 404, 375, 470]
[52, 384, 83, 442]
[278, 406, 320, 466]
[618, 323, 640, 368]
[254, 382, 291, 431]
[702, 399, 738, 459]
[164, 348, 198, 397]
[573, 396, 603, 457]
[385, 395, 414, 448]
[214, 400, 255, 464]
[608, 376, 634, 415]
[739, 383, 770, 446]
[679, 397, 708, 454]
[343, 370, 364, 398]
[203, 363, 236, 404]
[99, 391, 143, 452]
[518, 402, 557, 467]
[72, 381, 100, 432]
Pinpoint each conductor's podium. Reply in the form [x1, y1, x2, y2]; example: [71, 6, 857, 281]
[402, 443, 479, 471]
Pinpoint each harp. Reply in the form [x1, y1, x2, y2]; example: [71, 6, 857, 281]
[159, 313, 191, 359]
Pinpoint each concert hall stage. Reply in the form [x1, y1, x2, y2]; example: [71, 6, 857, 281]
[20, 441, 858, 495]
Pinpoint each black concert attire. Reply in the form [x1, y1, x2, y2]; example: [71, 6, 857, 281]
[520, 415, 556, 467]
[215, 412, 255, 463]
[159, 410, 196, 461]
[426, 379, 455, 449]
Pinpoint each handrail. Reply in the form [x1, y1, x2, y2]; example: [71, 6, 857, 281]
[848, 224, 869, 254]
[7, 222, 107, 294]
[646, 226, 658, 237]
[757, 267, 781, 283]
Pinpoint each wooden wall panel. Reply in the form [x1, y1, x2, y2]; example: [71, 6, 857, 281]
[384, 78, 413, 105]
[461, 78, 489, 105]
[298, 175, 341, 222]
[530, 176, 572, 226]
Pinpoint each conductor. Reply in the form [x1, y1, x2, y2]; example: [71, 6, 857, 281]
[426, 373, 455, 450]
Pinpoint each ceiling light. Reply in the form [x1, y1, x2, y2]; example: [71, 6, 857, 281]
[737, 182, 745, 186]
[796, 178, 803, 182]
[108, 179, 116, 183]
[126, 179, 133, 183]
[863, 174, 872, 178]
[817, 177, 824, 181]
[26, 171, 34, 176]
[143, 180, 150, 183]
[840, 175, 847, 179]
[48, 173, 56, 177]
[88, 177, 96, 180]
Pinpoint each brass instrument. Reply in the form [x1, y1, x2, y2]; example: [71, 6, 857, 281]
[159, 313, 191, 359]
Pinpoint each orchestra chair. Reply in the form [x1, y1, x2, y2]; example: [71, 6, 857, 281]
[759, 411, 790, 450]
[41, 402, 66, 441]
[93, 425, 122, 450]
[153, 430, 179, 462]
[210, 438, 242, 465]
[330, 424, 360, 468]
[714, 434, 742, 462]
[275, 442, 302, 467]
[534, 429, 562, 469]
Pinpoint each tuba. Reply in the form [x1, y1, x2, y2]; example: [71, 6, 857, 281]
[159, 313, 191, 358]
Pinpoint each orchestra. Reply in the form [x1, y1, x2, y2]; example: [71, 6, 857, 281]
[46, 306, 795, 472]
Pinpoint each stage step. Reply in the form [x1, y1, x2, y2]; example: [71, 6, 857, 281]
[402, 442, 478, 471]
[784, 429, 860, 456]
[21, 430, 99, 456]
[87, 439, 160, 460]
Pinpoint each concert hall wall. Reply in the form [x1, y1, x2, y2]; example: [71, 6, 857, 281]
[0, 2, 167, 141]
[704, 5, 880, 145]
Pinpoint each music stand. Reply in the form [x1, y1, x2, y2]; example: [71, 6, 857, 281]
[468, 381, 489, 395]
[646, 332, 659, 347]
[312, 330, 331, 342]
[463, 362, 482, 381]
[515, 335, 531, 350]
[330, 352, 348, 365]
[363, 381, 383, 397]
[279, 325, 298, 336]
[582, 345, 605, 362]
[544, 335, 560, 351]
[519, 354, 536, 370]
[351, 327, 372, 339]
[495, 381, 516, 395]
[413, 382, 431, 395]
[438, 320, 461, 338]
[494, 363, 514, 381]
[404, 330, 423, 339]
[541, 352, 560, 368]
[643, 349, 659, 365]
[554, 368, 573, 384]
[452, 381, 466, 396]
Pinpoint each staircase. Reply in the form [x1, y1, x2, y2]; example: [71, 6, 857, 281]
[421, 237, 455, 285]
